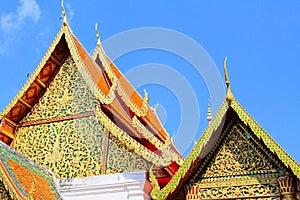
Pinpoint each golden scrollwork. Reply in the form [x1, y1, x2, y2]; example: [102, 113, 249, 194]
[0, 181, 12, 200]
[149, 168, 161, 196]
[21, 56, 98, 123]
[186, 120, 283, 200]
[231, 99, 300, 180]
[198, 182, 280, 199]
[106, 134, 151, 173]
[63, 26, 116, 105]
[14, 56, 107, 179]
[91, 43, 149, 117]
[202, 125, 277, 178]
[132, 115, 183, 165]
[190, 175, 281, 199]
[15, 116, 105, 179]
[96, 107, 173, 166]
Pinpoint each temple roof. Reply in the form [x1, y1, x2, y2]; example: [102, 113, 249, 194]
[91, 31, 182, 161]
[0, 142, 61, 200]
[150, 98, 300, 200]
[0, 17, 182, 175]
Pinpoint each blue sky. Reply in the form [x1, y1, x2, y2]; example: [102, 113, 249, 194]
[0, 1, 299, 162]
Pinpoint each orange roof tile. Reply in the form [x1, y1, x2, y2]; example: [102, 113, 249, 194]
[8, 159, 57, 200]
[70, 33, 110, 96]
[108, 59, 169, 139]
[0, 142, 61, 200]
[109, 60, 144, 108]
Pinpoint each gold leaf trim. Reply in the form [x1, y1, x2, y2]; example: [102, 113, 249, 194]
[132, 116, 183, 165]
[231, 99, 300, 180]
[92, 46, 149, 116]
[63, 26, 117, 105]
[0, 27, 65, 120]
[95, 107, 173, 166]
[151, 101, 230, 200]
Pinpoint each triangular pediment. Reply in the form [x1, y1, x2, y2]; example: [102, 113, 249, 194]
[0, 23, 180, 180]
[193, 118, 283, 182]
[150, 99, 300, 200]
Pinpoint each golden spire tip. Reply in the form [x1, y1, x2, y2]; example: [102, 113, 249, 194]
[143, 89, 149, 105]
[95, 23, 101, 47]
[61, 0, 67, 26]
[223, 56, 233, 103]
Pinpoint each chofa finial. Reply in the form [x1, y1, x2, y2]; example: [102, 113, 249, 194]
[61, 0, 67, 26]
[224, 57, 233, 103]
[143, 89, 149, 105]
[95, 23, 101, 47]
[206, 98, 212, 123]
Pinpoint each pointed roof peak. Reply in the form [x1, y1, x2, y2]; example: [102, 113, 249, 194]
[61, 0, 68, 26]
[224, 56, 234, 103]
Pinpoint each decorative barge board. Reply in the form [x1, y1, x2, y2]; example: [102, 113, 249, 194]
[150, 59, 300, 200]
[0, 5, 182, 182]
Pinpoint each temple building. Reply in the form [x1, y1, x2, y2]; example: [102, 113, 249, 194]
[0, 3, 299, 200]
[150, 59, 300, 200]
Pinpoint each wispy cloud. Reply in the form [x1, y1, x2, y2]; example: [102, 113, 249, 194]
[66, 3, 74, 23]
[0, 0, 41, 56]
[0, 0, 41, 32]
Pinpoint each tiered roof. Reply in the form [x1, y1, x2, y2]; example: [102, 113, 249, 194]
[0, 3, 182, 183]
[150, 59, 300, 200]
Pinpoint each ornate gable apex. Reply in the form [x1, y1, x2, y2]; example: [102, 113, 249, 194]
[150, 98, 300, 200]
[0, 142, 61, 200]
[0, 20, 182, 172]
[91, 34, 174, 143]
[91, 28, 183, 174]
[190, 113, 284, 182]
[67, 24, 184, 170]
[0, 20, 120, 144]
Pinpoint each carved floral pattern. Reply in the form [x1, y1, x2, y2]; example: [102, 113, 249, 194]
[202, 125, 277, 178]
[14, 55, 153, 178]
[199, 183, 279, 199]
[189, 123, 282, 199]
[15, 56, 105, 178]
[15, 116, 104, 179]
[21, 56, 97, 123]
[106, 134, 151, 174]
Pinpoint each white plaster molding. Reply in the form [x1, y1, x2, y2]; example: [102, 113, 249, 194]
[58, 170, 152, 200]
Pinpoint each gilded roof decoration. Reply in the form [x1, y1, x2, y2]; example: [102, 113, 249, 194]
[90, 28, 182, 163]
[224, 57, 233, 103]
[96, 107, 180, 167]
[150, 98, 300, 199]
[0, 13, 181, 188]
[0, 27, 65, 121]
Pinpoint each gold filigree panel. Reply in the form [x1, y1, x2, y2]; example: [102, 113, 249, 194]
[202, 125, 278, 178]
[0, 181, 12, 200]
[22, 56, 97, 123]
[15, 115, 105, 179]
[198, 182, 279, 199]
[106, 134, 151, 174]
